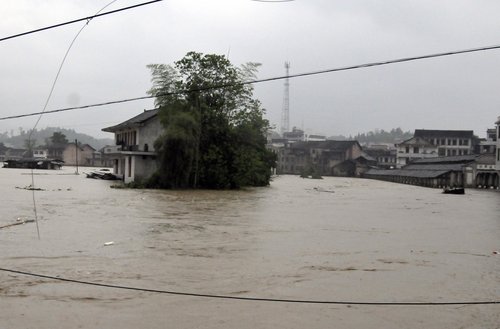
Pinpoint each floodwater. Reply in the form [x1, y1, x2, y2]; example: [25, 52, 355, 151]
[0, 166, 498, 329]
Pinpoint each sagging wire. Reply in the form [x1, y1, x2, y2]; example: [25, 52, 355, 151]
[2, 42, 500, 123]
[0, 0, 163, 42]
[0, 267, 498, 306]
[27, 0, 121, 239]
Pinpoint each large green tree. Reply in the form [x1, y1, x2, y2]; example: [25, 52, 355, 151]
[146, 52, 275, 189]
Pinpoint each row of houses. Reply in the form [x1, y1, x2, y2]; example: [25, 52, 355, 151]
[1, 142, 113, 168]
[364, 119, 500, 188]
[271, 118, 500, 189]
[60, 108, 497, 189]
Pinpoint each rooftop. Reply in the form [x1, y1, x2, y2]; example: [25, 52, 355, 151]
[412, 154, 477, 164]
[102, 109, 159, 132]
[414, 129, 474, 138]
[290, 140, 360, 151]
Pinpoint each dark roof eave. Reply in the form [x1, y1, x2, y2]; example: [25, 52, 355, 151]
[102, 122, 146, 133]
[102, 109, 158, 133]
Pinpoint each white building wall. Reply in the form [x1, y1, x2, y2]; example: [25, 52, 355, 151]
[138, 117, 162, 151]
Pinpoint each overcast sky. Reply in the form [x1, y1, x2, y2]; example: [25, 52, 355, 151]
[2, 0, 500, 139]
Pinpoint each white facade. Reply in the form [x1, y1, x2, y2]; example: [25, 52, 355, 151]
[33, 149, 48, 158]
[102, 110, 162, 184]
[396, 137, 438, 168]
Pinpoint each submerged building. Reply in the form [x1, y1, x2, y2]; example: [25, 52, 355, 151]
[365, 155, 477, 188]
[102, 109, 161, 183]
[276, 140, 366, 176]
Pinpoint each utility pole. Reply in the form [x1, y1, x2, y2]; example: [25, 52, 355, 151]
[75, 139, 79, 174]
[280, 61, 290, 136]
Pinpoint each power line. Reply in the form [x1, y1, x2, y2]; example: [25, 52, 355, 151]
[26, 0, 121, 241]
[1, 43, 500, 122]
[0, 0, 164, 42]
[1, 267, 497, 306]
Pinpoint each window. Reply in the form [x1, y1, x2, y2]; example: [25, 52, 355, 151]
[405, 146, 410, 153]
[413, 147, 419, 154]
[463, 139, 469, 146]
[452, 139, 457, 145]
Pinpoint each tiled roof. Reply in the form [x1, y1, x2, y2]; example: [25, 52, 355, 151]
[414, 129, 474, 138]
[102, 109, 159, 132]
[365, 169, 450, 178]
[291, 140, 360, 151]
[404, 163, 465, 171]
[412, 155, 477, 164]
[397, 136, 435, 147]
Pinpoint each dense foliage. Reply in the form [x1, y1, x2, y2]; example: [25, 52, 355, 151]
[146, 52, 276, 189]
[328, 128, 413, 144]
[351, 128, 413, 144]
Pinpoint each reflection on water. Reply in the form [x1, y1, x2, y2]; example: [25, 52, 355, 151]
[0, 167, 499, 329]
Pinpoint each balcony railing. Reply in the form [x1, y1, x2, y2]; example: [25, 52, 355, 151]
[121, 144, 139, 152]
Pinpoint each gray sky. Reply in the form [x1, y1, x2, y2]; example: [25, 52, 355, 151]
[1, 0, 500, 139]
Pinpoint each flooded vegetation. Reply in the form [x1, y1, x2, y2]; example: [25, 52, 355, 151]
[0, 167, 499, 328]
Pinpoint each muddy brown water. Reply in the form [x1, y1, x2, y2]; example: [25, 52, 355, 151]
[0, 167, 499, 328]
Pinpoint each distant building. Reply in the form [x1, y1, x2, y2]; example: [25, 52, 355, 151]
[365, 155, 477, 188]
[1, 148, 25, 161]
[282, 127, 305, 142]
[62, 143, 99, 166]
[47, 144, 66, 160]
[474, 153, 497, 188]
[276, 140, 363, 176]
[496, 116, 500, 172]
[364, 147, 397, 169]
[102, 109, 161, 183]
[395, 136, 438, 168]
[32, 147, 48, 159]
[414, 129, 476, 156]
[478, 128, 496, 154]
[305, 134, 326, 142]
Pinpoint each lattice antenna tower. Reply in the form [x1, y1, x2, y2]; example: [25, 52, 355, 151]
[280, 61, 290, 136]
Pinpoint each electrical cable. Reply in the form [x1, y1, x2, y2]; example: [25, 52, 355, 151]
[1, 43, 500, 122]
[0, 0, 164, 42]
[26, 0, 121, 240]
[0, 267, 498, 306]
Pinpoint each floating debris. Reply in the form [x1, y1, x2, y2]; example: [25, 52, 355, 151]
[15, 185, 45, 191]
[312, 187, 335, 193]
[104, 241, 115, 246]
[0, 218, 35, 230]
[85, 169, 121, 180]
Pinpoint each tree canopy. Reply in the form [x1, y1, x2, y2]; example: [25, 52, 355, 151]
[146, 52, 275, 189]
[49, 131, 69, 146]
